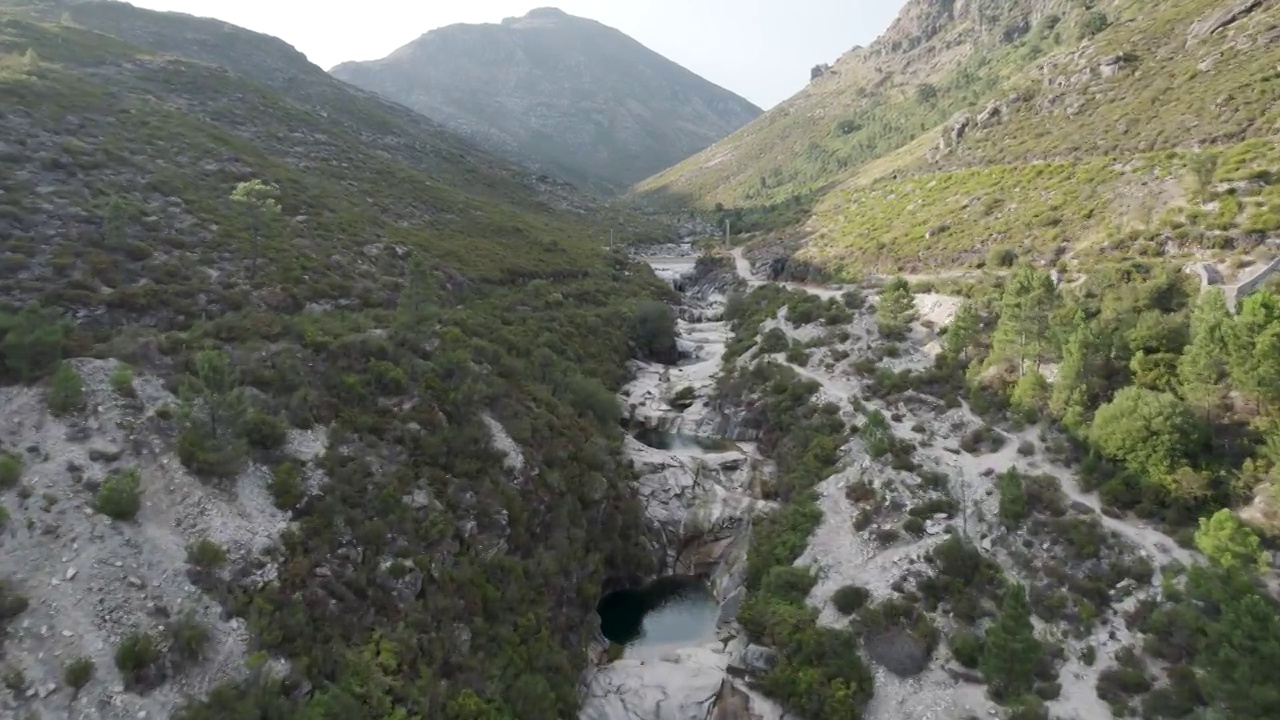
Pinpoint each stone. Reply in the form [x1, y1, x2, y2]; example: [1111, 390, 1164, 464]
[1188, 0, 1264, 41]
[866, 629, 931, 677]
[65, 566, 77, 581]
[738, 644, 777, 675]
[88, 446, 124, 463]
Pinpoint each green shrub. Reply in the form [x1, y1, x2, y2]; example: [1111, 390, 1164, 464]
[115, 631, 160, 675]
[63, 656, 94, 691]
[47, 362, 86, 416]
[0, 452, 21, 489]
[0, 580, 28, 621]
[630, 301, 678, 363]
[110, 364, 137, 398]
[1080, 11, 1110, 38]
[177, 426, 245, 479]
[94, 468, 142, 521]
[185, 538, 227, 570]
[168, 612, 210, 663]
[987, 246, 1017, 268]
[243, 411, 288, 451]
[831, 584, 870, 614]
[758, 328, 789, 354]
[903, 516, 926, 536]
[0, 305, 69, 382]
[950, 629, 984, 668]
[998, 469, 1029, 528]
[3, 665, 27, 695]
[268, 461, 305, 510]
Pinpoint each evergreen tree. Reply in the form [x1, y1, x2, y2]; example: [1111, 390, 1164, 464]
[1179, 288, 1231, 422]
[1194, 509, 1267, 572]
[178, 350, 249, 479]
[980, 583, 1041, 701]
[876, 277, 916, 340]
[1089, 386, 1203, 491]
[1226, 291, 1280, 412]
[1049, 322, 1099, 430]
[230, 179, 282, 281]
[1009, 370, 1049, 422]
[1199, 592, 1280, 718]
[945, 301, 980, 361]
[990, 266, 1057, 376]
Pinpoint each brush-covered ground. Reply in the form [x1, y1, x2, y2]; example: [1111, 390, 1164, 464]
[0, 2, 684, 719]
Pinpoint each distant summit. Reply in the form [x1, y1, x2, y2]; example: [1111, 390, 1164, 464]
[331, 8, 762, 193]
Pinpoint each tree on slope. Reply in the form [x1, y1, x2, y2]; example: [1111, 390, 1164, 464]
[1089, 386, 1204, 492]
[981, 583, 1041, 701]
[1179, 288, 1231, 422]
[876, 277, 916, 340]
[990, 266, 1057, 376]
[230, 179, 282, 281]
[1194, 508, 1267, 572]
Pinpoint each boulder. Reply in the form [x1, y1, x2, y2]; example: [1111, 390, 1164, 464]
[1188, 0, 1264, 41]
[866, 629, 932, 677]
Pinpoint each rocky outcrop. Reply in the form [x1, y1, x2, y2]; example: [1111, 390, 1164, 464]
[580, 643, 787, 720]
[1188, 0, 1266, 42]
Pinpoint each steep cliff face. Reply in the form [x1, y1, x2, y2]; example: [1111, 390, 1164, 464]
[331, 7, 762, 194]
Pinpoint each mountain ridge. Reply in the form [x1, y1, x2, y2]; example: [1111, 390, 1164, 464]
[635, 0, 1280, 276]
[331, 7, 762, 194]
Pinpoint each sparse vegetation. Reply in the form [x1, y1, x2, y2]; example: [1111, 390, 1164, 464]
[93, 468, 142, 521]
[185, 538, 228, 570]
[47, 361, 86, 416]
[110, 363, 137, 397]
[0, 452, 21, 489]
[63, 656, 94, 692]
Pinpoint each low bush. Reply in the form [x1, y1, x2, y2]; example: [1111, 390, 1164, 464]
[94, 468, 143, 521]
[0, 452, 21, 488]
[831, 584, 870, 614]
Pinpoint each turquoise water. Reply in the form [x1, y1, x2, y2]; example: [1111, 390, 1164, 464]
[597, 576, 719, 657]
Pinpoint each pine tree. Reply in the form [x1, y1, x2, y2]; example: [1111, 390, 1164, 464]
[980, 583, 1041, 701]
[230, 180, 282, 281]
[1049, 323, 1098, 430]
[945, 301, 980, 361]
[177, 350, 249, 479]
[876, 277, 916, 340]
[1199, 593, 1280, 718]
[990, 266, 1057, 376]
[1179, 288, 1230, 422]
[1194, 508, 1267, 572]
[1227, 292, 1280, 412]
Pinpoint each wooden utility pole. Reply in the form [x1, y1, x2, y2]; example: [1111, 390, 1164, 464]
[724, 219, 731, 247]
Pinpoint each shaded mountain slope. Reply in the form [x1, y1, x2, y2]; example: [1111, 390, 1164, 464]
[331, 7, 762, 193]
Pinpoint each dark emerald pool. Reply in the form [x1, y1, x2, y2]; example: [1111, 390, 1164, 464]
[597, 576, 718, 658]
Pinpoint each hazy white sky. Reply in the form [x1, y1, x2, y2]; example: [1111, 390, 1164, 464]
[124, 1, 906, 108]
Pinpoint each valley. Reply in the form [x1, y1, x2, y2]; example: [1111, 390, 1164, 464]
[1, 0, 1279, 719]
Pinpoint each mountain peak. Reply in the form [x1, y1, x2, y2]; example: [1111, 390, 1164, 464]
[332, 11, 761, 192]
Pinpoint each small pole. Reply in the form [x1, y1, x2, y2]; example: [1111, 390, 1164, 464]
[724, 219, 730, 247]
[609, 228, 614, 250]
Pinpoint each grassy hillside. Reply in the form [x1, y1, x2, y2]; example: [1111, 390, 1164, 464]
[636, 0, 1280, 274]
[0, 2, 674, 718]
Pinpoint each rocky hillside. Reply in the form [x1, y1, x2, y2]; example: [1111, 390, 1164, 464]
[636, 0, 1280, 275]
[331, 7, 762, 194]
[0, 2, 676, 719]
